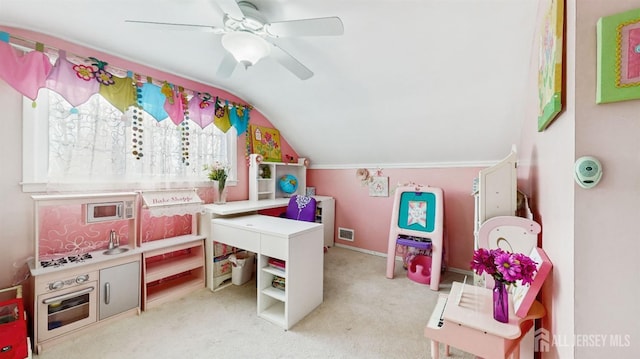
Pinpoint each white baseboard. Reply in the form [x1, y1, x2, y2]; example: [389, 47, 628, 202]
[334, 243, 387, 257]
[446, 267, 474, 276]
[333, 243, 474, 275]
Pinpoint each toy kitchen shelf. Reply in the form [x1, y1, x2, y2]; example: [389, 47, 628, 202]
[249, 153, 307, 201]
[139, 190, 206, 310]
[140, 235, 205, 310]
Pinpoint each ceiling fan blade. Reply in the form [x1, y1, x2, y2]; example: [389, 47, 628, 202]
[124, 20, 224, 33]
[270, 44, 313, 80]
[216, 52, 237, 78]
[216, 0, 245, 20]
[266, 17, 344, 37]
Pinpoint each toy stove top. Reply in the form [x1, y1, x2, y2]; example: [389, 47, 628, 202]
[40, 253, 93, 268]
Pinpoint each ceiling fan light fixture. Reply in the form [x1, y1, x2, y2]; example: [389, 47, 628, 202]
[221, 31, 271, 68]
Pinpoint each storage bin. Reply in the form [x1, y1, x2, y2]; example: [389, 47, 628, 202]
[214, 242, 234, 257]
[229, 252, 255, 285]
[0, 285, 28, 359]
[214, 254, 232, 276]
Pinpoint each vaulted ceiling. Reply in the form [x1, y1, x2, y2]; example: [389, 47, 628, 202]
[0, 0, 539, 167]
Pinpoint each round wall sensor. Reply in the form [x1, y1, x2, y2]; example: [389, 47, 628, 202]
[574, 156, 602, 189]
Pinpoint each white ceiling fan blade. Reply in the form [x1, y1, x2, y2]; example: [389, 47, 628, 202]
[216, 52, 237, 78]
[124, 20, 224, 33]
[270, 44, 313, 80]
[266, 17, 344, 37]
[216, 0, 246, 20]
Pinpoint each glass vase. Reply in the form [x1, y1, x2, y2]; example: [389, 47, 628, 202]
[214, 180, 227, 204]
[493, 280, 509, 323]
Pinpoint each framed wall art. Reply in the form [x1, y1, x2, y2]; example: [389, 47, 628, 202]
[249, 124, 282, 162]
[597, 8, 640, 103]
[538, 0, 565, 132]
[369, 176, 389, 197]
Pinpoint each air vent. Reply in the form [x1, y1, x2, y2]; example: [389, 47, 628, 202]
[338, 227, 354, 241]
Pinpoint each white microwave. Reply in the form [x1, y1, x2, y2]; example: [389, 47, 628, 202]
[85, 201, 135, 223]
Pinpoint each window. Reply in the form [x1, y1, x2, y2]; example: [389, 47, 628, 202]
[22, 89, 237, 193]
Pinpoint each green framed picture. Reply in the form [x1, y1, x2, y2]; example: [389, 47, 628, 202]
[538, 0, 564, 132]
[249, 124, 282, 162]
[596, 8, 640, 103]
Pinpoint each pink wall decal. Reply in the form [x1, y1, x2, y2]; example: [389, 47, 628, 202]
[38, 205, 131, 257]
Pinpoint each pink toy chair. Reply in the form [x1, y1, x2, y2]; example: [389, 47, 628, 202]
[386, 185, 444, 291]
[407, 255, 432, 285]
[477, 216, 541, 289]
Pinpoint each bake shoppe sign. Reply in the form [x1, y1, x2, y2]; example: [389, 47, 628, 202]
[148, 193, 199, 206]
[141, 190, 204, 216]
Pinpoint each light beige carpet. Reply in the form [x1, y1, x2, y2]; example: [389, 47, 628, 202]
[35, 246, 474, 358]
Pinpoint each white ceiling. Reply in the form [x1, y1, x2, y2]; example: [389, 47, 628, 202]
[0, 0, 539, 167]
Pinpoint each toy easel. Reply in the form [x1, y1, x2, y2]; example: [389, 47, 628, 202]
[386, 185, 443, 291]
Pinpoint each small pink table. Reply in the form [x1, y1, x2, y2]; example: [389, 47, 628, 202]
[424, 282, 544, 359]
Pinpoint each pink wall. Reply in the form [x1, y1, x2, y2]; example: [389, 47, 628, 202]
[308, 167, 480, 270]
[519, 1, 640, 357]
[517, 0, 576, 357]
[572, 1, 640, 357]
[0, 25, 299, 206]
[0, 80, 33, 287]
[0, 27, 300, 287]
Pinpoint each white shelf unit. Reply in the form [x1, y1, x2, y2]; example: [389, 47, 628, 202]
[259, 264, 287, 327]
[315, 198, 335, 247]
[141, 235, 205, 310]
[249, 154, 307, 201]
[472, 146, 518, 286]
[212, 214, 323, 330]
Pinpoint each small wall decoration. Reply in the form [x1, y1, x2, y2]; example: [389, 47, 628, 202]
[369, 176, 389, 197]
[538, 0, 564, 131]
[596, 8, 640, 103]
[356, 168, 371, 186]
[249, 124, 282, 162]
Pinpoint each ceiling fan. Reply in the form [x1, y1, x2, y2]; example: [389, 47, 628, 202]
[125, 0, 344, 80]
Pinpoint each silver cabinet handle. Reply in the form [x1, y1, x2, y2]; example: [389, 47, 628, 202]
[104, 282, 111, 305]
[42, 286, 94, 304]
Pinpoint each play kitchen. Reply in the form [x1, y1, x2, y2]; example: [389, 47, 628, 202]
[28, 192, 142, 354]
[27, 190, 207, 354]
